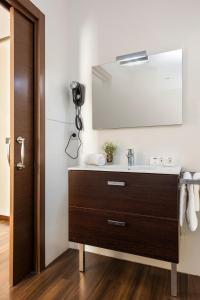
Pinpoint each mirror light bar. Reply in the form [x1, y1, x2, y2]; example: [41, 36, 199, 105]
[116, 50, 148, 65]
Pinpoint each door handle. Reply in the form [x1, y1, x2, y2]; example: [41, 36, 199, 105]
[107, 220, 127, 227]
[107, 181, 126, 187]
[5, 137, 10, 166]
[16, 136, 25, 170]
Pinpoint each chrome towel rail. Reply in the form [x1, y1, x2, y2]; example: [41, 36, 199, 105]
[179, 169, 200, 186]
[179, 178, 200, 185]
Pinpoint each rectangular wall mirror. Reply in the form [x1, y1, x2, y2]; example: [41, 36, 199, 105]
[92, 49, 182, 129]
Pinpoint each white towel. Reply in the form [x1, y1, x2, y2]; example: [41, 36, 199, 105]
[186, 172, 198, 232]
[179, 172, 188, 227]
[85, 153, 106, 166]
[193, 172, 200, 212]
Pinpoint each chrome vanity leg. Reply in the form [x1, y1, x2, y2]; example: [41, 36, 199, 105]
[171, 263, 177, 297]
[79, 244, 85, 272]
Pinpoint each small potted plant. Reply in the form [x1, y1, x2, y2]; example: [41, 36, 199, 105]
[103, 142, 117, 163]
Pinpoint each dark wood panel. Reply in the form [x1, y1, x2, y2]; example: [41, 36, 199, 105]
[69, 207, 179, 263]
[1, 0, 42, 20]
[11, 8, 34, 285]
[1, 0, 45, 280]
[33, 5, 45, 273]
[69, 170, 179, 219]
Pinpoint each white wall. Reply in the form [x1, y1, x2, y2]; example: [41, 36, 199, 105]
[31, 0, 77, 266]
[0, 4, 10, 38]
[0, 6, 10, 217]
[67, 0, 200, 276]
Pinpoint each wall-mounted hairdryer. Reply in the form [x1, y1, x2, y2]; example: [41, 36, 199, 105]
[70, 81, 85, 131]
[70, 81, 85, 108]
[65, 81, 85, 159]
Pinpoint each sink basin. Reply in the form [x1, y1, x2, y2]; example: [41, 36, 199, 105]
[105, 164, 156, 171]
[68, 164, 181, 175]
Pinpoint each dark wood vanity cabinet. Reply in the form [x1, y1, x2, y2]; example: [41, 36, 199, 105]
[69, 170, 180, 263]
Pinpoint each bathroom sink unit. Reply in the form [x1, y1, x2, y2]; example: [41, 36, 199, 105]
[68, 165, 181, 297]
[69, 164, 181, 174]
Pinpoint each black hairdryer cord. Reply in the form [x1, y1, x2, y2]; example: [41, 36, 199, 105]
[65, 130, 82, 160]
[75, 106, 83, 131]
[65, 105, 83, 159]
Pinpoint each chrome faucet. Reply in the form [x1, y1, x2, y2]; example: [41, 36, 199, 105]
[127, 149, 134, 168]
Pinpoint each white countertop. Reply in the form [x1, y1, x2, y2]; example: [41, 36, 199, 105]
[68, 164, 182, 175]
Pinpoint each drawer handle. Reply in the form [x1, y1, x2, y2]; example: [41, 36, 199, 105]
[107, 181, 126, 187]
[107, 220, 126, 227]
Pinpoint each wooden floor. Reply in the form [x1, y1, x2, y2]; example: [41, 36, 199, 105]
[1, 221, 200, 300]
[0, 220, 9, 299]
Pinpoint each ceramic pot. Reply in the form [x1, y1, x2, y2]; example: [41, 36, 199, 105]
[106, 153, 113, 163]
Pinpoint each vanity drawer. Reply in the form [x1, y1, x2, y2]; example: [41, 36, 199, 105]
[69, 207, 179, 263]
[69, 171, 179, 219]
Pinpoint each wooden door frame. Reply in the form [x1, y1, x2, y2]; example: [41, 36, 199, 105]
[0, 0, 45, 275]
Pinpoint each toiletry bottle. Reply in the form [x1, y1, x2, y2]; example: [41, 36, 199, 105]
[127, 149, 134, 167]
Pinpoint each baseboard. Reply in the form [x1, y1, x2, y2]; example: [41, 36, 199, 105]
[0, 215, 10, 222]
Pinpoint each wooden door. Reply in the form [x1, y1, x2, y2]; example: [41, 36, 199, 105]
[10, 7, 35, 285]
